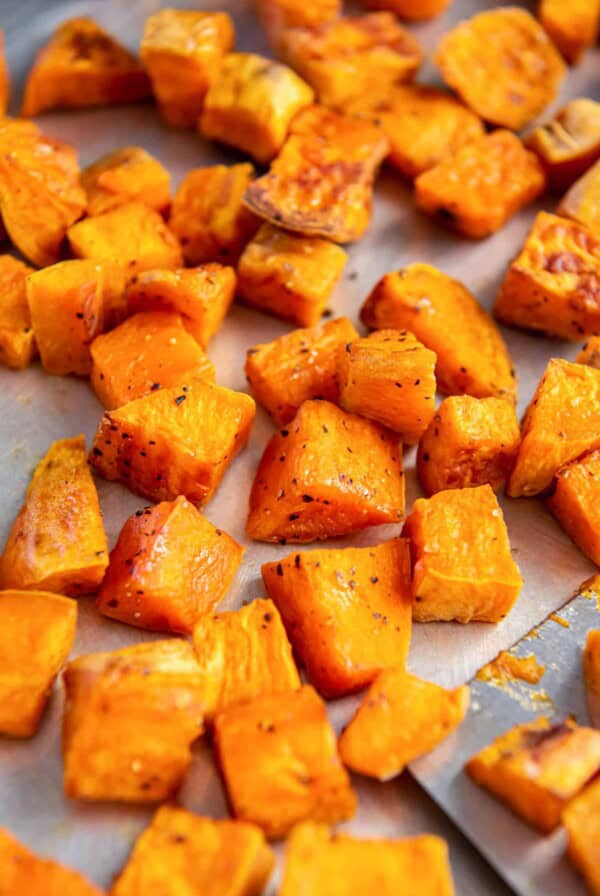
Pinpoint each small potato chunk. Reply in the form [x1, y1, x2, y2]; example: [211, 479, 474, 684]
[548, 449, 600, 565]
[63, 640, 207, 802]
[539, 0, 600, 64]
[244, 105, 389, 243]
[0, 827, 102, 896]
[415, 130, 545, 239]
[417, 396, 521, 496]
[577, 336, 600, 368]
[245, 317, 358, 427]
[126, 263, 236, 347]
[337, 329, 436, 444]
[361, 263, 517, 402]
[403, 484, 522, 623]
[0, 590, 76, 738]
[584, 630, 600, 729]
[527, 99, 600, 193]
[257, 0, 340, 51]
[81, 147, 171, 217]
[339, 670, 469, 780]
[213, 686, 356, 838]
[200, 53, 314, 164]
[465, 718, 600, 833]
[563, 777, 600, 896]
[435, 7, 564, 130]
[0, 255, 35, 370]
[508, 358, 600, 497]
[558, 159, 600, 236]
[169, 164, 260, 266]
[0, 436, 108, 596]
[97, 497, 243, 635]
[111, 806, 274, 896]
[141, 10, 234, 127]
[193, 598, 300, 720]
[90, 378, 255, 506]
[280, 823, 454, 896]
[246, 399, 405, 543]
[262, 539, 412, 699]
[22, 17, 150, 116]
[278, 14, 422, 110]
[237, 223, 347, 327]
[0, 32, 9, 115]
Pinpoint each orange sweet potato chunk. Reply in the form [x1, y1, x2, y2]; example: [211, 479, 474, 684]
[97, 496, 243, 634]
[245, 317, 358, 427]
[262, 539, 412, 699]
[563, 777, 600, 896]
[90, 378, 255, 506]
[508, 358, 600, 497]
[0, 436, 108, 596]
[22, 17, 150, 116]
[110, 806, 274, 896]
[0, 590, 76, 738]
[257, 0, 340, 51]
[577, 335, 600, 368]
[237, 223, 347, 327]
[141, 10, 234, 127]
[0, 827, 102, 896]
[82, 147, 171, 217]
[558, 159, 600, 236]
[417, 396, 520, 496]
[584, 630, 600, 728]
[0, 31, 9, 115]
[526, 99, 600, 194]
[339, 670, 469, 780]
[465, 718, 600, 833]
[213, 685, 356, 838]
[361, 263, 517, 401]
[539, 0, 600, 64]
[244, 105, 389, 243]
[404, 485, 522, 623]
[246, 399, 405, 543]
[435, 7, 565, 130]
[548, 448, 600, 565]
[361, 0, 451, 19]
[0, 255, 35, 370]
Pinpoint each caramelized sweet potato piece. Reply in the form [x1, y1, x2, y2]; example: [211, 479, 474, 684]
[237, 223, 347, 327]
[563, 777, 600, 896]
[436, 7, 564, 130]
[527, 99, 600, 193]
[0, 255, 35, 370]
[417, 396, 520, 496]
[584, 630, 600, 728]
[577, 336, 600, 368]
[257, 0, 340, 51]
[111, 806, 274, 896]
[214, 685, 356, 838]
[0, 590, 76, 738]
[90, 378, 255, 506]
[362, 264, 517, 401]
[97, 496, 243, 634]
[539, 0, 600, 64]
[0, 31, 9, 115]
[508, 358, 600, 497]
[141, 10, 234, 127]
[82, 147, 171, 217]
[246, 399, 405, 543]
[404, 485, 522, 623]
[0, 827, 102, 896]
[0, 436, 108, 596]
[558, 159, 600, 236]
[245, 317, 358, 426]
[22, 17, 150, 116]
[244, 105, 389, 243]
[465, 718, 600, 833]
[339, 670, 469, 780]
[362, 0, 450, 19]
[262, 539, 412, 698]
[548, 449, 600, 565]
[200, 53, 314, 164]
[63, 641, 207, 803]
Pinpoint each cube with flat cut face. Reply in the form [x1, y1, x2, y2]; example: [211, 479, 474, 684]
[548, 448, 600, 566]
[81, 147, 171, 216]
[539, 0, 600, 64]
[0, 255, 35, 370]
[0, 828, 102, 895]
[527, 99, 600, 193]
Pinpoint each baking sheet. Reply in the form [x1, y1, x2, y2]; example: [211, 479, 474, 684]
[0, 0, 598, 892]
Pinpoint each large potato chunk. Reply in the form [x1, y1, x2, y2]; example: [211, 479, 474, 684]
[0, 827, 102, 895]
[81, 147, 171, 217]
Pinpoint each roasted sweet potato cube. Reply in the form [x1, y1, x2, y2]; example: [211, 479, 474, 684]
[361, 263, 517, 402]
[237, 223, 347, 327]
[584, 630, 600, 727]
[0, 590, 76, 738]
[280, 823, 454, 896]
[578, 336, 600, 368]
[125, 264, 236, 348]
[558, 159, 600, 236]
[527, 99, 600, 193]
[0, 255, 35, 370]
[81, 147, 171, 217]
[435, 7, 564, 130]
[0, 436, 108, 596]
[548, 449, 600, 565]
[169, 164, 260, 266]
[417, 396, 521, 496]
[246, 399, 405, 543]
[257, 0, 340, 51]
[244, 105, 389, 243]
[278, 14, 422, 111]
[245, 317, 358, 426]
[563, 777, 600, 896]
[214, 685, 356, 837]
[508, 358, 600, 497]
[200, 53, 314, 164]
[97, 496, 243, 634]
[262, 539, 412, 698]
[403, 485, 522, 623]
[363, 0, 450, 19]
[0, 827, 102, 896]
[415, 130, 545, 239]
[337, 329, 436, 444]
[63, 640, 207, 802]
[22, 17, 150, 116]
[0, 31, 9, 116]
[539, 0, 600, 64]
[111, 806, 274, 896]
[465, 718, 600, 833]
[90, 378, 255, 506]
[193, 598, 300, 719]
[339, 669, 469, 780]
